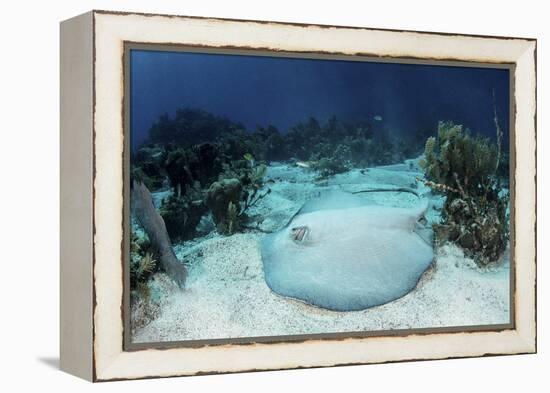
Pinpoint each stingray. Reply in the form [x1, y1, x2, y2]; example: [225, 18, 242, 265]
[260, 190, 433, 311]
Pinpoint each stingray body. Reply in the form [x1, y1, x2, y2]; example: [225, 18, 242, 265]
[260, 191, 433, 311]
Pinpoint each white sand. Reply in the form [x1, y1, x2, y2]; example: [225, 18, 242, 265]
[132, 161, 510, 343]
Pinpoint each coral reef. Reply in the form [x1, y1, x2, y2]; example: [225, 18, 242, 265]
[164, 142, 223, 194]
[159, 191, 207, 241]
[310, 157, 349, 179]
[205, 178, 243, 235]
[419, 121, 508, 265]
[130, 230, 155, 292]
[129, 229, 161, 332]
[134, 109, 421, 187]
[203, 156, 270, 235]
[130, 108, 435, 241]
[131, 145, 167, 190]
[148, 108, 244, 147]
[132, 252, 156, 298]
[240, 160, 269, 206]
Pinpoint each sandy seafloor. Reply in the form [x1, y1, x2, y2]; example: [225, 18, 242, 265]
[132, 158, 510, 343]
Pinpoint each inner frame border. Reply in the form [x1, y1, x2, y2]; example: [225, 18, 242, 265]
[122, 42, 517, 352]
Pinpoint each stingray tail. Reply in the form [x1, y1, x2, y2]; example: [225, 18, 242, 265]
[351, 187, 420, 198]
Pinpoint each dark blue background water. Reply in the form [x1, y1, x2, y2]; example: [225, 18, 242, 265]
[130, 49, 510, 151]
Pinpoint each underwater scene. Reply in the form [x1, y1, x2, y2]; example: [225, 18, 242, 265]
[128, 48, 511, 344]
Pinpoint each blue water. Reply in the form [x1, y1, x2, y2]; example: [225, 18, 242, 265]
[130, 49, 510, 152]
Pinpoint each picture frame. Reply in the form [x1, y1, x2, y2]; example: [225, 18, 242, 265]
[60, 10, 537, 382]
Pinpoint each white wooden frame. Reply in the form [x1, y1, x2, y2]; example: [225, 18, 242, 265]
[60, 10, 536, 382]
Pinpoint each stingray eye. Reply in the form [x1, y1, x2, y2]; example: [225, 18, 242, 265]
[290, 226, 309, 243]
[417, 215, 428, 226]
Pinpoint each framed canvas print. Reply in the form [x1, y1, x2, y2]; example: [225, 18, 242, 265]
[60, 10, 537, 382]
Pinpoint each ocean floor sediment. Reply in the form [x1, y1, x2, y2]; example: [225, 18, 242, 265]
[132, 161, 510, 343]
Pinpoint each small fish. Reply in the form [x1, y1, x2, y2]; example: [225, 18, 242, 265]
[374, 115, 383, 121]
[296, 161, 310, 169]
